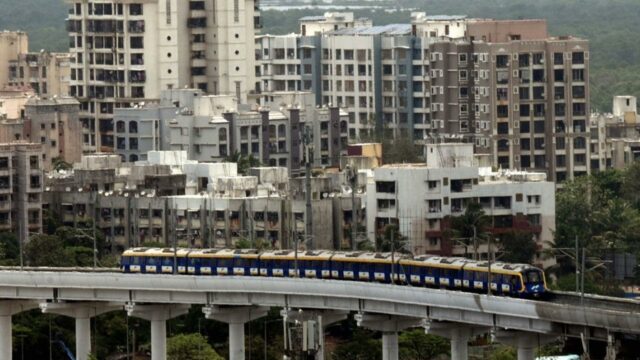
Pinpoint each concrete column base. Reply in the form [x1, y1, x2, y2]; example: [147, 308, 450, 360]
[203, 306, 269, 360]
[126, 303, 191, 360]
[0, 301, 38, 360]
[425, 321, 490, 360]
[356, 314, 422, 360]
[40, 302, 122, 360]
[496, 330, 557, 360]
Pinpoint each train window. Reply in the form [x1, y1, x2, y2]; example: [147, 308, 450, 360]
[526, 271, 541, 283]
[322, 261, 331, 269]
[162, 257, 173, 266]
[218, 259, 230, 267]
[147, 257, 157, 265]
[343, 262, 354, 271]
[131, 257, 141, 265]
[375, 263, 386, 272]
[441, 269, 450, 277]
[463, 271, 474, 280]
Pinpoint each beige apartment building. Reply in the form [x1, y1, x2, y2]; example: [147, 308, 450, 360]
[0, 31, 29, 89]
[65, 0, 259, 152]
[7, 51, 71, 97]
[0, 142, 43, 244]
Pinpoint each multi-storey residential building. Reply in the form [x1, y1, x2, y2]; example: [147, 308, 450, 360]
[255, 13, 590, 182]
[0, 31, 29, 90]
[23, 97, 82, 170]
[0, 142, 43, 245]
[590, 95, 640, 170]
[7, 51, 71, 97]
[65, 0, 258, 153]
[44, 151, 360, 250]
[299, 12, 372, 36]
[0, 97, 82, 171]
[366, 142, 555, 267]
[114, 89, 348, 175]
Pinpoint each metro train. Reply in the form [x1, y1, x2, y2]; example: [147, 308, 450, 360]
[120, 248, 548, 298]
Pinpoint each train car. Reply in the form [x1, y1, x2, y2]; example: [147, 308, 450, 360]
[187, 249, 260, 276]
[258, 250, 297, 277]
[399, 255, 467, 288]
[120, 248, 548, 298]
[121, 248, 191, 274]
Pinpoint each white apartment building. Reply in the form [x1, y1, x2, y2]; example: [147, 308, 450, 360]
[65, 0, 258, 153]
[366, 142, 555, 267]
[299, 12, 372, 36]
[114, 89, 349, 174]
[590, 95, 640, 170]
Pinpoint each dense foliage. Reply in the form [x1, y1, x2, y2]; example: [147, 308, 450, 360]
[554, 163, 640, 294]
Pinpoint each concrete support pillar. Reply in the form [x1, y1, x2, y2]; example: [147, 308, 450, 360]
[151, 319, 167, 360]
[356, 314, 422, 360]
[203, 305, 269, 360]
[0, 301, 38, 360]
[126, 303, 191, 360]
[282, 309, 348, 360]
[41, 302, 122, 360]
[450, 328, 469, 360]
[75, 316, 92, 360]
[0, 314, 12, 360]
[496, 330, 557, 360]
[381, 331, 399, 360]
[228, 321, 245, 360]
[424, 322, 489, 360]
[517, 347, 535, 360]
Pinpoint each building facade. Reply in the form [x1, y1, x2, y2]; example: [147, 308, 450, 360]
[366, 143, 555, 267]
[255, 13, 590, 182]
[114, 89, 349, 175]
[65, 0, 258, 153]
[0, 142, 43, 245]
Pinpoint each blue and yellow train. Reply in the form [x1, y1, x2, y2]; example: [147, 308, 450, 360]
[120, 248, 548, 298]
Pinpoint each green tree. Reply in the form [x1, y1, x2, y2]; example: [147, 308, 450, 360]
[499, 230, 537, 264]
[167, 333, 223, 360]
[0, 232, 19, 265]
[489, 346, 516, 360]
[376, 224, 409, 253]
[331, 329, 381, 360]
[24, 234, 69, 267]
[398, 329, 449, 360]
[51, 157, 72, 172]
[449, 202, 490, 259]
[622, 161, 640, 209]
[225, 151, 261, 175]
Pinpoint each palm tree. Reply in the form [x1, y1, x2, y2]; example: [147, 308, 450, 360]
[449, 202, 490, 260]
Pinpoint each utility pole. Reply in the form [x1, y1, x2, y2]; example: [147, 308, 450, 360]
[575, 235, 579, 293]
[487, 235, 492, 295]
[348, 165, 358, 251]
[472, 225, 477, 261]
[93, 193, 99, 269]
[390, 230, 395, 284]
[303, 126, 314, 249]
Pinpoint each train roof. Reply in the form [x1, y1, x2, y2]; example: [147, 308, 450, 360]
[122, 248, 192, 257]
[259, 250, 334, 261]
[188, 248, 261, 259]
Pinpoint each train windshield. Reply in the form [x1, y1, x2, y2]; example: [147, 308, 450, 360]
[526, 270, 542, 284]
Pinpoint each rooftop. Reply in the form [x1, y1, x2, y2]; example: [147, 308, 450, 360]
[329, 24, 412, 36]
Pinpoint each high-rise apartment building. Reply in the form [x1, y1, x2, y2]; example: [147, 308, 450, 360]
[114, 89, 348, 174]
[256, 13, 590, 182]
[65, 0, 258, 153]
[0, 31, 29, 89]
[7, 51, 72, 97]
[0, 142, 43, 245]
